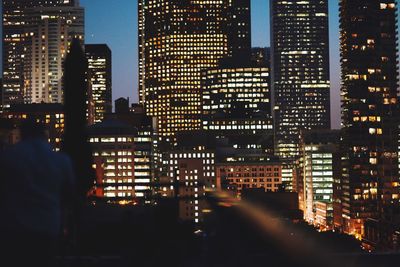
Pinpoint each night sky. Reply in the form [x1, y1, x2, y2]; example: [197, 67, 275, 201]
[81, 0, 342, 128]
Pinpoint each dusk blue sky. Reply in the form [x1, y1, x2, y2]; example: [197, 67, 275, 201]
[82, 0, 342, 128]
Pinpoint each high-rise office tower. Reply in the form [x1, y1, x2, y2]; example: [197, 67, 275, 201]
[138, 0, 146, 105]
[2, 0, 83, 108]
[340, 0, 399, 237]
[85, 44, 112, 123]
[138, 0, 251, 144]
[270, 0, 331, 160]
[24, 5, 84, 104]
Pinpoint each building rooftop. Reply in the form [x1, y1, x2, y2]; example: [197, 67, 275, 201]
[88, 119, 136, 135]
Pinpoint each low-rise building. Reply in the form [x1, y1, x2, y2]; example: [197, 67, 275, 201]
[165, 149, 216, 224]
[89, 120, 136, 202]
[216, 162, 282, 195]
[3, 103, 64, 150]
[105, 100, 155, 201]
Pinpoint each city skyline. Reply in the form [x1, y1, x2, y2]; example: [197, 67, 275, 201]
[0, 2, 395, 126]
[1, 0, 400, 257]
[80, 0, 342, 129]
[4, 1, 400, 129]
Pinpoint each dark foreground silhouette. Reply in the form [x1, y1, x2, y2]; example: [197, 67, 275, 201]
[0, 120, 74, 267]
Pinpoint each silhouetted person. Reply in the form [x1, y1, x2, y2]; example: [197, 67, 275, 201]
[0, 120, 75, 267]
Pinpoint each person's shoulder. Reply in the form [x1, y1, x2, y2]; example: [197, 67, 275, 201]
[51, 151, 75, 184]
[0, 142, 28, 161]
[51, 151, 73, 167]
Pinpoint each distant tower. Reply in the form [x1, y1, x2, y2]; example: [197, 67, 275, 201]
[138, 0, 146, 105]
[115, 97, 130, 114]
[270, 0, 331, 158]
[340, 0, 399, 237]
[2, 0, 83, 109]
[85, 44, 112, 123]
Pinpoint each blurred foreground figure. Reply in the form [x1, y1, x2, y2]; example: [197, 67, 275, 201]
[0, 120, 74, 267]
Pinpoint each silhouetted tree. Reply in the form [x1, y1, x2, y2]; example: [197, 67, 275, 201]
[62, 38, 95, 203]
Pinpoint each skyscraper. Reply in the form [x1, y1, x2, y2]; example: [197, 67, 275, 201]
[24, 5, 84, 104]
[138, 0, 146, 105]
[138, 0, 251, 145]
[270, 0, 331, 160]
[2, 0, 83, 108]
[86, 44, 112, 123]
[340, 0, 399, 237]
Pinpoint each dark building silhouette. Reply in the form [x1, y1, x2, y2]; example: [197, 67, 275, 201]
[340, 0, 400, 242]
[241, 189, 303, 222]
[251, 47, 270, 67]
[115, 97, 130, 114]
[0, 79, 2, 111]
[226, 0, 251, 58]
[63, 38, 95, 201]
[85, 44, 112, 123]
[270, 0, 331, 164]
